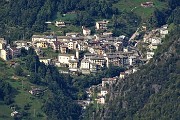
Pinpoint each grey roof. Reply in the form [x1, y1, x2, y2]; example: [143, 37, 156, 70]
[59, 54, 74, 57]
[90, 57, 105, 60]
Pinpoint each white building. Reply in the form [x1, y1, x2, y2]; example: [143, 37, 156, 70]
[151, 37, 161, 45]
[11, 111, 19, 117]
[44, 35, 57, 43]
[101, 88, 108, 96]
[147, 51, 154, 60]
[32, 35, 56, 44]
[129, 56, 137, 66]
[39, 58, 52, 65]
[58, 54, 75, 64]
[80, 59, 90, 69]
[82, 27, 91, 36]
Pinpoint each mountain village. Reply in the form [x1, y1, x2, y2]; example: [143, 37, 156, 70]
[0, 20, 169, 109]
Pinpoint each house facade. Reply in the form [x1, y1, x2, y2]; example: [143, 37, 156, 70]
[58, 54, 75, 64]
[96, 20, 109, 30]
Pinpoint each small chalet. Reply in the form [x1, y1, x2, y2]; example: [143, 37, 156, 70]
[55, 21, 66, 27]
[141, 2, 154, 7]
[29, 88, 43, 96]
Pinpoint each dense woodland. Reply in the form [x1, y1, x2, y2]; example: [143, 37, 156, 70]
[0, 0, 179, 41]
[83, 5, 180, 120]
[93, 26, 180, 120]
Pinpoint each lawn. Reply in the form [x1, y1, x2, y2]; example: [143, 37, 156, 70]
[47, 24, 82, 36]
[0, 102, 12, 120]
[47, 12, 82, 35]
[113, 0, 167, 20]
[52, 12, 77, 22]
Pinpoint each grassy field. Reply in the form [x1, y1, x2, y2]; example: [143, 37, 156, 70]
[47, 24, 82, 36]
[47, 12, 82, 35]
[0, 59, 49, 120]
[113, 0, 167, 21]
[53, 12, 77, 22]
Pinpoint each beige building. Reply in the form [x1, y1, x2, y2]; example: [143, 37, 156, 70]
[119, 72, 125, 79]
[96, 20, 109, 30]
[55, 21, 66, 27]
[96, 97, 105, 104]
[36, 42, 48, 48]
[0, 38, 6, 50]
[60, 45, 68, 54]
[0, 49, 7, 61]
[32, 35, 45, 43]
[82, 27, 91, 36]
[68, 41, 77, 50]
[148, 43, 158, 51]
[69, 59, 78, 71]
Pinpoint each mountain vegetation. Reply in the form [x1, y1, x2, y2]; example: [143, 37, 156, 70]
[1, 0, 177, 41]
[0, 0, 179, 120]
[0, 48, 124, 119]
[83, 15, 180, 120]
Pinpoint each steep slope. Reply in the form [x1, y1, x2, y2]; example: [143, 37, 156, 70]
[96, 26, 180, 120]
[0, 51, 82, 120]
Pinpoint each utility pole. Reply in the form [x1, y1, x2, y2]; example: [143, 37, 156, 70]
[34, 56, 37, 74]
[21, 79, 24, 89]
[93, 111, 95, 120]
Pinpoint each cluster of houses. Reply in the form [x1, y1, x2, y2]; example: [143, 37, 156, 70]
[0, 17, 170, 111]
[0, 21, 169, 76]
[0, 20, 151, 75]
[30, 31, 144, 74]
[78, 24, 169, 107]
[0, 38, 23, 61]
[81, 73, 126, 107]
[144, 24, 169, 60]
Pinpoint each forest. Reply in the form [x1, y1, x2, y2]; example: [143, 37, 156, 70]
[0, 0, 179, 41]
[82, 5, 180, 119]
[96, 26, 180, 120]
